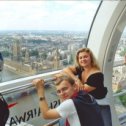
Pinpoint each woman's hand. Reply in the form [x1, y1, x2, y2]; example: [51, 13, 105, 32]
[74, 78, 96, 92]
[74, 78, 85, 91]
[54, 72, 68, 80]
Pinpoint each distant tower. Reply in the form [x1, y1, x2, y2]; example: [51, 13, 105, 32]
[53, 48, 60, 69]
[0, 52, 4, 71]
[11, 38, 21, 61]
[0, 52, 3, 82]
[24, 49, 30, 63]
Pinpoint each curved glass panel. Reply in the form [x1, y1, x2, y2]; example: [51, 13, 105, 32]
[0, 1, 100, 82]
[113, 28, 126, 125]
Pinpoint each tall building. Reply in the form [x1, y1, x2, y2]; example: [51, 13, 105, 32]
[11, 38, 21, 61]
[24, 49, 30, 64]
[0, 52, 4, 71]
[53, 48, 60, 69]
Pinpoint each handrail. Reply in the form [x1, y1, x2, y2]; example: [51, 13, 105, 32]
[1, 68, 126, 126]
[2, 73, 126, 96]
[1, 77, 56, 95]
[1, 61, 125, 96]
[2, 76, 61, 126]
[113, 89, 126, 97]
[43, 118, 60, 126]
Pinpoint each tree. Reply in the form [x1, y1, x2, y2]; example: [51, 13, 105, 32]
[119, 48, 126, 56]
[30, 50, 39, 57]
[1, 50, 10, 57]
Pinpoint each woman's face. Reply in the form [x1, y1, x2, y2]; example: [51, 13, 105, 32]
[78, 52, 91, 68]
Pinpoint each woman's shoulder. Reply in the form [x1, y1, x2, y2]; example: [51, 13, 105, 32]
[91, 68, 103, 75]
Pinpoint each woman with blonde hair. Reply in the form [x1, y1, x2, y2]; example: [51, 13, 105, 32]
[62, 48, 112, 126]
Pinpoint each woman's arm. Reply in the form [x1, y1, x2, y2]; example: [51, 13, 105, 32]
[56, 66, 96, 92]
[63, 66, 78, 80]
[83, 84, 96, 92]
[54, 66, 78, 80]
[63, 66, 95, 92]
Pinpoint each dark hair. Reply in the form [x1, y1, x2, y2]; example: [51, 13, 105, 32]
[0, 93, 9, 126]
[55, 76, 75, 86]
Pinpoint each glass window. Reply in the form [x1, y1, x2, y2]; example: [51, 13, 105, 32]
[113, 28, 126, 121]
[113, 29, 126, 93]
[0, 1, 100, 82]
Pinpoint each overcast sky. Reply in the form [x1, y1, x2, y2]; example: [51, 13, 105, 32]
[0, 1, 100, 31]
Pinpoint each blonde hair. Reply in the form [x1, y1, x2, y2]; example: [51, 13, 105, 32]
[76, 48, 100, 70]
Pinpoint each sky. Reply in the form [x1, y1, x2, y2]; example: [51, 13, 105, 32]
[0, 1, 100, 31]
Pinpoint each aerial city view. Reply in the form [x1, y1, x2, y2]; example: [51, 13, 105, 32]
[0, 1, 98, 83]
[0, 2, 100, 125]
[1, 1, 126, 126]
[0, 30, 87, 82]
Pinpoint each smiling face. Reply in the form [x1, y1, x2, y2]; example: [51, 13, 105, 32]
[78, 51, 91, 68]
[56, 80, 77, 101]
[76, 48, 100, 70]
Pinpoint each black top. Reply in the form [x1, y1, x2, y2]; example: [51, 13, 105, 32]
[0, 93, 9, 126]
[76, 67, 107, 99]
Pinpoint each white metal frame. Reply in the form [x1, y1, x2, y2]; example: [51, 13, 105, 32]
[88, 1, 126, 126]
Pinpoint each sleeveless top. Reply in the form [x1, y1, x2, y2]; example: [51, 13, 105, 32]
[76, 67, 108, 99]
